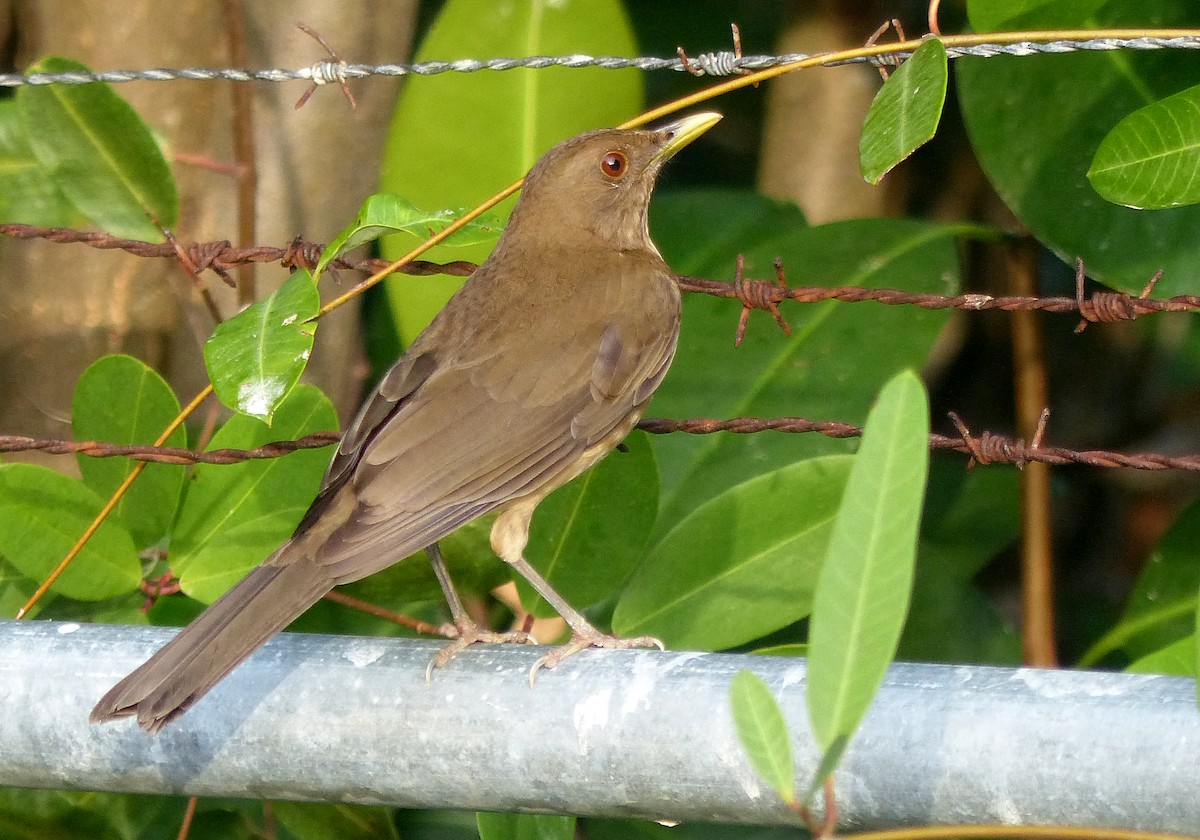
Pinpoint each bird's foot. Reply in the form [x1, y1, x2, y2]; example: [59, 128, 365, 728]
[426, 619, 535, 684]
[529, 629, 664, 685]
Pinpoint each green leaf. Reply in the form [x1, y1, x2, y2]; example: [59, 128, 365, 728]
[959, 0, 1200, 294]
[1089, 83, 1200, 209]
[647, 201, 964, 532]
[379, 0, 643, 345]
[1081, 497, 1200, 666]
[860, 38, 948, 184]
[0, 99, 74, 226]
[0, 463, 140, 600]
[613, 456, 850, 650]
[176, 509, 309, 603]
[477, 812, 575, 840]
[729, 670, 796, 806]
[805, 371, 929, 785]
[751, 644, 808, 658]
[272, 801, 400, 840]
[519, 430, 658, 618]
[204, 269, 320, 423]
[968, 0, 1107, 31]
[72, 354, 186, 549]
[0, 559, 39, 619]
[315, 193, 503, 281]
[1124, 636, 1194, 677]
[171, 385, 337, 603]
[16, 56, 177, 241]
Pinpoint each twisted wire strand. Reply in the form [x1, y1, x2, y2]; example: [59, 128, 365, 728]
[2, 36, 1199, 87]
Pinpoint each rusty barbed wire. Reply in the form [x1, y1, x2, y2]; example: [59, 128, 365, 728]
[8, 418, 1200, 472]
[5, 223, 1198, 328]
[0, 432, 341, 464]
[6, 223, 1200, 473]
[0, 223, 477, 279]
[675, 273, 1200, 325]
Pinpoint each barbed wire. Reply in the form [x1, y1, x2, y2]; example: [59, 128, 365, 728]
[0, 223, 477, 280]
[7, 414, 1200, 472]
[1, 36, 1199, 88]
[3, 224, 1194, 331]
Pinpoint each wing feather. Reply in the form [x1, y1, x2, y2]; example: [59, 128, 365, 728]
[309, 250, 680, 584]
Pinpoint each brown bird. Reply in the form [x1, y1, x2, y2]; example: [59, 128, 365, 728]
[90, 111, 722, 733]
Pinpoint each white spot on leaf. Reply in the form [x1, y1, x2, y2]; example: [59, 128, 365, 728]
[237, 377, 285, 418]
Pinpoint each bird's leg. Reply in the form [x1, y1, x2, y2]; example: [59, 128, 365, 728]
[491, 506, 664, 684]
[425, 542, 534, 682]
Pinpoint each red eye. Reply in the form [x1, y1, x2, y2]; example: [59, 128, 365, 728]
[600, 151, 628, 178]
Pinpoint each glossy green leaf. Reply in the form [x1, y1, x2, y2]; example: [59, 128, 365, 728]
[613, 456, 850, 650]
[379, 0, 643, 344]
[648, 196, 966, 532]
[0, 99, 74, 226]
[959, 0, 1200, 293]
[968, 0, 1108, 31]
[17, 56, 177, 241]
[805, 371, 929, 779]
[204, 269, 320, 423]
[171, 385, 337, 603]
[177, 510, 309, 603]
[477, 812, 575, 840]
[0, 463, 140, 600]
[860, 38, 948, 184]
[72, 354, 186, 549]
[314, 193, 504, 281]
[1081, 497, 1200, 666]
[520, 430, 658, 618]
[730, 670, 796, 806]
[1089, 83, 1200, 209]
[1125, 636, 1194, 677]
[271, 801, 400, 840]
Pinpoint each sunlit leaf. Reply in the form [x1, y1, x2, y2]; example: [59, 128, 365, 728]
[204, 269, 319, 423]
[730, 670, 796, 806]
[17, 56, 176, 240]
[860, 38, 948, 184]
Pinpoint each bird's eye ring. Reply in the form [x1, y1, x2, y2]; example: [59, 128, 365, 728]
[600, 151, 628, 178]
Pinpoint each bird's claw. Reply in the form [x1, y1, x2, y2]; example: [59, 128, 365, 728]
[425, 621, 535, 685]
[528, 632, 665, 686]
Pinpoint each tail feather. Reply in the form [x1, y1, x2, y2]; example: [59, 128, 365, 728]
[90, 552, 333, 733]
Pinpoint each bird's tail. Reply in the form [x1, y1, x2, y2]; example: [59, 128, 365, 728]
[90, 549, 333, 733]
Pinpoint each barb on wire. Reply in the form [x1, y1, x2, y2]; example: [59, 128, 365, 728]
[9, 418, 1200, 473]
[1074, 257, 1164, 333]
[0, 34, 1199, 88]
[294, 21, 357, 109]
[678, 23, 752, 79]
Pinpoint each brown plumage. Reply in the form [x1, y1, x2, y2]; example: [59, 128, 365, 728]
[90, 112, 722, 733]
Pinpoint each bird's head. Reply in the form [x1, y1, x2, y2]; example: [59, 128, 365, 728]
[504, 112, 722, 254]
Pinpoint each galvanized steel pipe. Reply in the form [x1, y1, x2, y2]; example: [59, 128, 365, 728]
[1, 619, 1197, 831]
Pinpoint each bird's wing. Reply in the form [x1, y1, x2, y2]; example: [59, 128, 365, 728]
[311, 260, 679, 584]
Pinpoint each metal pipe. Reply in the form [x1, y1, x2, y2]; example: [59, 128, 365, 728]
[2, 619, 1197, 831]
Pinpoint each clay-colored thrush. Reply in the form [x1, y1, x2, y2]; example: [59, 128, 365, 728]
[91, 111, 722, 732]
